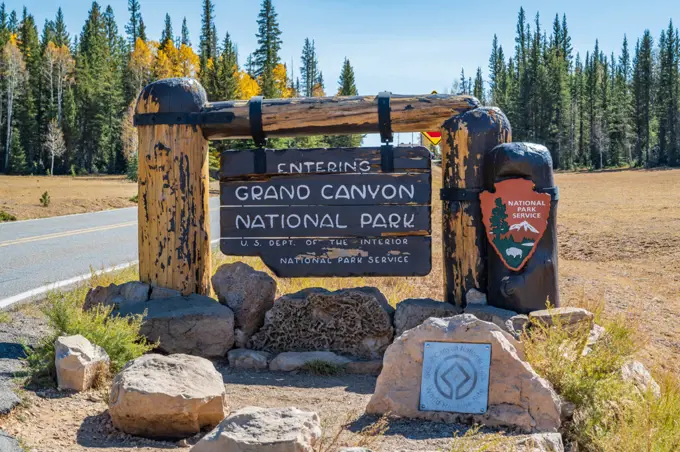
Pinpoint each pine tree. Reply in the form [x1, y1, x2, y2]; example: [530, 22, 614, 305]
[473, 67, 485, 103]
[138, 17, 147, 42]
[199, 0, 216, 66]
[300, 38, 319, 97]
[656, 20, 679, 165]
[160, 14, 173, 49]
[253, 0, 282, 98]
[325, 58, 361, 148]
[181, 17, 190, 46]
[217, 32, 239, 100]
[17, 8, 40, 169]
[490, 198, 509, 238]
[125, 0, 142, 45]
[8, 127, 27, 174]
[633, 31, 654, 166]
[53, 7, 69, 46]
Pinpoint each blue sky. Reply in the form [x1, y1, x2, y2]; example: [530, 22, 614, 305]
[10, 0, 680, 144]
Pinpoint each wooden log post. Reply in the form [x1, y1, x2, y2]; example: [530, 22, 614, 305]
[440, 107, 511, 307]
[135, 78, 211, 295]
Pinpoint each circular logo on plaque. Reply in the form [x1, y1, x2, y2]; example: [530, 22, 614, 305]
[433, 354, 478, 400]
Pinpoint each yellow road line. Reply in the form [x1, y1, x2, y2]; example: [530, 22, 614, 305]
[0, 221, 137, 248]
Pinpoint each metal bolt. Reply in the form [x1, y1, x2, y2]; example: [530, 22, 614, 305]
[480, 408, 485, 413]
[486, 345, 490, 350]
[421, 405, 426, 409]
[425, 343, 430, 347]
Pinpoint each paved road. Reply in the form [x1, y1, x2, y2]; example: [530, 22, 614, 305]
[0, 198, 221, 305]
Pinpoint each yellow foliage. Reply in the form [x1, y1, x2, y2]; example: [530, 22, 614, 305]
[273, 63, 292, 98]
[153, 48, 174, 79]
[129, 38, 154, 90]
[312, 82, 326, 97]
[177, 44, 200, 78]
[238, 71, 261, 99]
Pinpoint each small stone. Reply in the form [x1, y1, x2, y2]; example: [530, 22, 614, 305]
[588, 324, 606, 346]
[269, 351, 352, 372]
[393, 298, 459, 337]
[190, 406, 321, 452]
[211, 262, 277, 348]
[466, 288, 487, 305]
[108, 354, 228, 439]
[55, 334, 110, 392]
[506, 314, 529, 339]
[514, 432, 564, 452]
[118, 294, 234, 358]
[528, 307, 594, 331]
[0, 384, 20, 415]
[366, 315, 561, 433]
[345, 360, 383, 376]
[621, 360, 661, 398]
[464, 304, 519, 335]
[338, 448, 373, 452]
[228, 349, 271, 370]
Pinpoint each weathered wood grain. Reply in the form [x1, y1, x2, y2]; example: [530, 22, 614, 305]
[202, 93, 479, 140]
[136, 78, 212, 295]
[441, 107, 511, 307]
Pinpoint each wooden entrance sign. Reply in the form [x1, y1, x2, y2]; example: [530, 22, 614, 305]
[219, 146, 432, 277]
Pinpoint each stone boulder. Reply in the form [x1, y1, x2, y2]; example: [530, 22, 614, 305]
[191, 406, 321, 452]
[528, 307, 594, 332]
[466, 288, 488, 306]
[394, 298, 459, 337]
[55, 334, 110, 391]
[515, 433, 564, 452]
[117, 294, 234, 358]
[366, 315, 561, 433]
[250, 287, 394, 359]
[212, 263, 277, 348]
[621, 360, 661, 398]
[269, 351, 352, 372]
[0, 384, 20, 415]
[228, 349, 271, 370]
[109, 354, 228, 439]
[83, 281, 182, 312]
[0, 431, 22, 452]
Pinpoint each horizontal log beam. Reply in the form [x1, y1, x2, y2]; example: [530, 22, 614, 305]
[201, 93, 480, 140]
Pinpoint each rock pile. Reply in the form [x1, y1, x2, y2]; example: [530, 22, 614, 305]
[249, 287, 394, 359]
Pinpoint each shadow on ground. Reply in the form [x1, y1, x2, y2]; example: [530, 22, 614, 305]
[218, 364, 377, 395]
[76, 411, 181, 449]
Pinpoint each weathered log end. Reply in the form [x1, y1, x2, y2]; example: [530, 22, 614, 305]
[441, 107, 512, 307]
[135, 78, 212, 296]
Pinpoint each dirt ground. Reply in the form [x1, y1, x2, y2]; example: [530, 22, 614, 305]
[0, 175, 220, 220]
[1, 167, 679, 451]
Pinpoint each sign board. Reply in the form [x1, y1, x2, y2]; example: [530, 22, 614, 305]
[421, 90, 442, 146]
[480, 178, 550, 271]
[420, 342, 491, 414]
[219, 146, 432, 277]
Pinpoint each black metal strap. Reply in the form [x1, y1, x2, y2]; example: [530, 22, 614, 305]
[440, 186, 560, 202]
[380, 145, 394, 173]
[133, 111, 235, 126]
[377, 92, 393, 143]
[249, 96, 266, 147]
[440, 188, 482, 202]
[253, 148, 266, 174]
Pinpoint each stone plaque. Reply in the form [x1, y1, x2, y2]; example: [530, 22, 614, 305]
[419, 342, 491, 414]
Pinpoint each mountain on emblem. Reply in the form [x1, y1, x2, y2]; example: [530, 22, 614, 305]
[509, 221, 539, 233]
[480, 179, 551, 271]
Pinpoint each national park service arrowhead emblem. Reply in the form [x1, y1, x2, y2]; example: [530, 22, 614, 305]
[480, 179, 550, 271]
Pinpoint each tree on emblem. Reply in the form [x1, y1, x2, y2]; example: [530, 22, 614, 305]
[490, 197, 509, 238]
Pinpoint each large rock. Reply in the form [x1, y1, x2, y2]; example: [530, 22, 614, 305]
[83, 281, 150, 311]
[269, 351, 352, 372]
[394, 298, 459, 337]
[191, 406, 321, 452]
[117, 294, 234, 358]
[0, 430, 22, 452]
[528, 307, 594, 331]
[250, 287, 394, 359]
[621, 360, 661, 398]
[109, 354, 228, 439]
[55, 334, 110, 391]
[212, 263, 277, 348]
[366, 315, 561, 433]
[466, 288, 488, 306]
[0, 384, 19, 415]
[228, 349, 271, 370]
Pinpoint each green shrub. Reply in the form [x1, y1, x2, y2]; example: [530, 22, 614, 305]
[25, 283, 156, 387]
[0, 210, 17, 222]
[129, 194, 138, 203]
[70, 164, 77, 177]
[523, 309, 680, 451]
[39, 191, 50, 207]
[301, 360, 344, 376]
